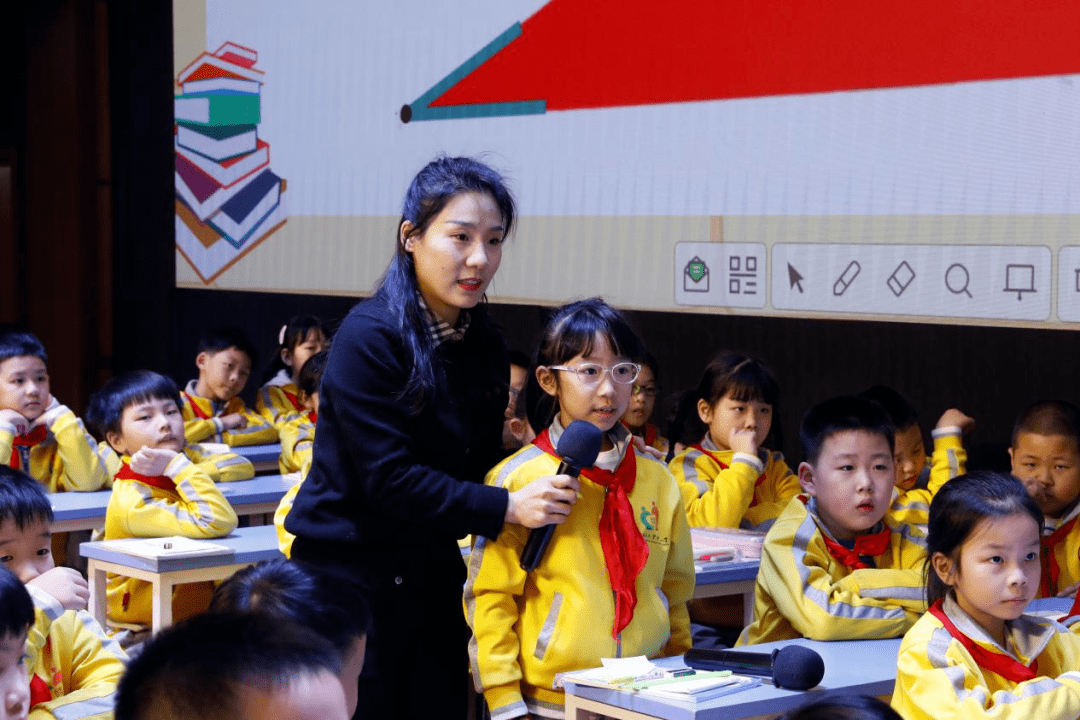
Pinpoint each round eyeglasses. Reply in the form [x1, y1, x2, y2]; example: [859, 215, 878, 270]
[548, 362, 641, 387]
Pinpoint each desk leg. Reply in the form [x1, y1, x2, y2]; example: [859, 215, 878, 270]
[88, 562, 108, 630]
[563, 691, 584, 720]
[152, 578, 172, 634]
[743, 590, 754, 626]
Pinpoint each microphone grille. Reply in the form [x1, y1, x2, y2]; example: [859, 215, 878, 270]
[771, 645, 825, 690]
[556, 420, 603, 468]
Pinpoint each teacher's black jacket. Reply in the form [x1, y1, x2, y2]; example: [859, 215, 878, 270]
[286, 288, 509, 718]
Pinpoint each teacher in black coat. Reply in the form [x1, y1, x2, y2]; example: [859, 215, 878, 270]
[286, 156, 580, 719]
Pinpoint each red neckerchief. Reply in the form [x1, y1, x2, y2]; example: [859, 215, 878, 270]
[799, 496, 892, 569]
[29, 674, 51, 707]
[9, 424, 48, 470]
[692, 443, 766, 507]
[183, 392, 212, 420]
[281, 389, 316, 423]
[928, 600, 1039, 682]
[533, 429, 649, 638]
[1038, 516, 1080, 617]
[282, 389, 304, 413]
[115, 460, 177, 492]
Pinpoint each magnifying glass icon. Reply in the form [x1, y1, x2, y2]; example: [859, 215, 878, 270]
[945, 263, 972, 298]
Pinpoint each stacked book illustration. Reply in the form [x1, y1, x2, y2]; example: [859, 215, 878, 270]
[174, 42, 287, 284]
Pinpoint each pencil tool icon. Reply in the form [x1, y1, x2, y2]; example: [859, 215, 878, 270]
[833, 261, 861, 297]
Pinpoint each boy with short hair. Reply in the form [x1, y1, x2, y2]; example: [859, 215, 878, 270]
[737, 396, 928, 646]
[87, 373, 238, 628]
[87, 371, 255, 484]
[0, 326, 111, 492]
[115, 612, 349, 720]
[0, 467, 127, 720]
[0, 566, 32, 720]
[1009, 400, 1080, 600]
[179, 328, 276, 446]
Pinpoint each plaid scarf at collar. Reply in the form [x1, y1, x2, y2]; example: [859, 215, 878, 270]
[418, 295, 470, 346]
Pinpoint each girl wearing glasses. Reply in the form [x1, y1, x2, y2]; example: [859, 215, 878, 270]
[620, 352, 668, 454]
[669, 351, 800, 532]
[285, 157, 578, 719]
[465, 298, 695, 720]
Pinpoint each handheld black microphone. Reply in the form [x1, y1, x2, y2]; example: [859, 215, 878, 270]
[683, 646, 825, 690]
[519, 420, 602, 571]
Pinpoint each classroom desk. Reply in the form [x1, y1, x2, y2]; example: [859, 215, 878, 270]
[49, 490, 113, 533]
[81, 524, 281, 634]
[232, 442, 282, 473]
[48, 474, 299, 533]
[693, 559, 760, 625]
[563, 636, 902, 720]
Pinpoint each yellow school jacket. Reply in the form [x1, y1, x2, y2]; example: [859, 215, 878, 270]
[277, 413, 315, 475]
[104, 454, 238, 626]
[736, 494, 927, 646]
[25, 600, 127, 720]
[892, 595, 1080, 720]
[274, 479, 303, 558]
[465, 425, 695, 720]
[891, 429, 967, 534]
[669, 436, 800, 531]
[100, 442, 254, 484]
[1036, 500, 1080, 600]
[255, 371, 304, 427]
[0, 400, 112, 492]
[180, 380, 278, 446]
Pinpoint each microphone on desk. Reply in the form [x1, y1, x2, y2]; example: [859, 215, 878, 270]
[519, 420, 603, 572]
[684, 646, 825, 690]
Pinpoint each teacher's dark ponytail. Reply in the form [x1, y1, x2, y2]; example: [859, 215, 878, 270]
[379, 156, 516, 411]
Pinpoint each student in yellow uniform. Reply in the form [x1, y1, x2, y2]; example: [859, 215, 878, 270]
[87, 371, 238, 628]
[668, 351, 799, 531]
[0, 467, 127, 720]
[620, 352, 667, 454]
[273, 352, 327, 556]
[0, 326, 111, 493]
[1008, 400, 1080, 607]
[737, 395, 927, 646]
[89, 370, 256, 485]
[256, 316, 328, 428]
[179, 328, 277, 446]
[466, 299, 694, 720]
[858, 385, 973, 532]
[893, 471, 1080, 719]
[277, 352, 325, 476]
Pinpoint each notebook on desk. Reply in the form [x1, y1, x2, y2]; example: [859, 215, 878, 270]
[97, 536, 234, 560]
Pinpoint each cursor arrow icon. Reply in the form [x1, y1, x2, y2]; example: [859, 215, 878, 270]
[787, 263, 805, 293]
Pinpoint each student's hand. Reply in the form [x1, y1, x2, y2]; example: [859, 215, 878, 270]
[505, 474, 581, 528]
[631, 435, 664, 460]
[728, 426, 759, 455]
[29, 396, 61, 429]
[1057, 581, 1080, 599]
[936, 408, 976, 434]
[27, 567, 90, 612]
[0, 409, 29, 435]
[129, 447, 179, 476]
[221, 413, 248, 431]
